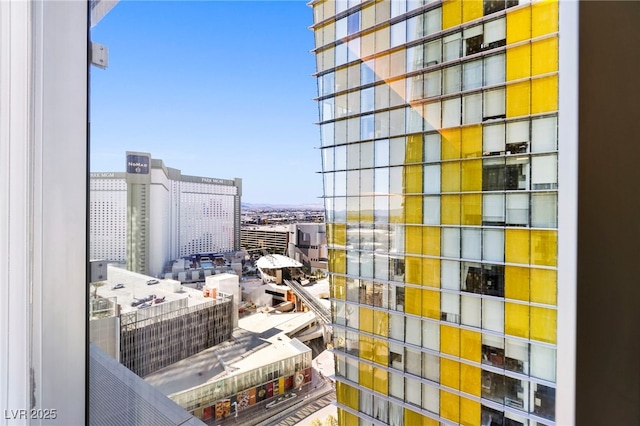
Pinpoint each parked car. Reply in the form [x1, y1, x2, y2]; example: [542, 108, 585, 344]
[146, 279, 159, 285]
[111, 283, 125, 290]
[131, 298, 143, 307]
[143, 294, 156, 302]
[154, 296, 166, 304]
[138, 302, 151, 309]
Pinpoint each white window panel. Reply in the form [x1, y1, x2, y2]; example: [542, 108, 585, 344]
[424, 101, 442, 131]
[391, 20, 407, 47]
[443, 65, 461, 94]
[425, 8, 442, 36]
[422, 320, 439, 350]
[532, 116, 558, 152]
[482, 298, 504, 333]
[461, 294, 482, 327]
[531, 192, 558, 228]
[441, 260, 461, 290]
[406, 316, 421, 346]
[424, 132, 441, 162]
[424, 164, 441, 194]
[441, 228, 460, 258]
[422, 383, 439, 414]
[483, 228, 504, 262]
[443, 97, 461, 128]
[531, 344, 557, 382]
[484, 88, 506, 118]
[484, 54, 506, 85]
[444, 32, 462, 61]
[483, 123, 505, 152]
[463, 60, 483, 90]
[484, 17, 506, 44]
[425, 39, 442, 65]
[506, 193, 529, 226]
[425, 70, 442, 98]
[507, 120, 530, 147]
[462, 228, 482, 260]
[423, 196, 440, 225]
[463, 93, 483, 125]
[531, 154, 558, 189]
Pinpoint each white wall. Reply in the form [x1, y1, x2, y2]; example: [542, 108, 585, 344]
[0, 1, 87, 423]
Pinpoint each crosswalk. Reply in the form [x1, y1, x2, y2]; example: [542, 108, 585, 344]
[269, 393, 335, 426]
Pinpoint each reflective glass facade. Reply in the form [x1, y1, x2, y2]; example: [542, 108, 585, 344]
[312, 1, 559, 424]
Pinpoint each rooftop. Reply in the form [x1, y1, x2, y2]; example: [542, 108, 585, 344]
[144, 311, 315, 396]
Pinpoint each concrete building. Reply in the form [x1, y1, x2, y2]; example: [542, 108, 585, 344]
[241, 224, 290, 254]
[288, 222, 329, 272]
[310, 1, 640, 425]
[144, 312, 316, 421]
[90, 152, 242, 276]
[90, 266, 234, 377]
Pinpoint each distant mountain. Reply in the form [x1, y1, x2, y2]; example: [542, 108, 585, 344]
[242, 202, 324, 210]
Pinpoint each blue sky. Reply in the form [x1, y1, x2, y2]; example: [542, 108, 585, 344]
[90, 1, 323, 206]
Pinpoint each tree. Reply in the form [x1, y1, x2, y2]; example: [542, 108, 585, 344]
[324, 414, 338, 426]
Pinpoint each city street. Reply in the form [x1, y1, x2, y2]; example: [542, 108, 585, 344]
[204, 367, 335, 426]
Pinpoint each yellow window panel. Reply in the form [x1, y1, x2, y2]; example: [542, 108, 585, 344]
[506, 5, 531, 44]
[405, 408, 439, 426]
[326, 223, 334, 245]
[532, 0, 559, 38]
[373, 338, 389, 365]
[405, 164, 423, 193]
[462, 0, 483, 23]
[505, 302, 530, 338]
[423, 226, 441, 257]
[405, 195, 423, 224]
[406, 133, 423, 163]
[440, 390, 460, 423]
[506, 228, 530, 264]
[460, 329, 481, 363]
[422, 258, 441, 288]
[442, 0, 462, 30]
[461, 160, 482, 192]
[505, 266, 530, 301]
[333, 275, 347, 300]
[338, 409, 359, 426]
[406, 256, 423, 285]
[506, 44, 531, 81]
[506, 81, 531, 118]
[405, 225, 423, 255]
[374, 310, 389, 337]
[359, 362, 374, 390]
[373, 367, 388, 395]
[531, 268, 557, 305]
[460, 396, 481, 425]
[337, 382, 359, 411]
[405, 286, 422, 315]
[441, 194, 461, 225]
[461, 194, 482, 226]
[441, 324, 460, 357]
[441, 162, 461, 192]
[441, 127, 462, 160]
[332, 249, 346, 274]
[531, 75, 558, 114]
[460, 364, 481, 397]
[422, 288, 441, 319]
[461, 125, 482, 158]
[530, 306, 557, 344]
[359, 306, 373, 334]
[532, 36, 559, 76]
[334, 223, 346, 248]
[359, 335, 374, 361]
[531, 229, 557, 266]
[440, 358, 460, 389]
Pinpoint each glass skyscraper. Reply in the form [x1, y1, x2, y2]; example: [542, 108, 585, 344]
[312, 1, 561, 424]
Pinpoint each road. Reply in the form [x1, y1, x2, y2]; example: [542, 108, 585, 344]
[204, 368, 335, 426]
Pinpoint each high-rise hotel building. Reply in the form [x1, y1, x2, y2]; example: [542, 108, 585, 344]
[313, 1, 566, 425]
[90, 152, 242, 276]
